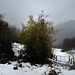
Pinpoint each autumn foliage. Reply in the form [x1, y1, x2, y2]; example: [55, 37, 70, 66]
[19, 12, 55, 61]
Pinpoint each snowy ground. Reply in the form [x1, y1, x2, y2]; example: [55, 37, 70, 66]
[0, 43, 75, 75]
[0, 61, 75, 75]
[0, 62, 51, 75]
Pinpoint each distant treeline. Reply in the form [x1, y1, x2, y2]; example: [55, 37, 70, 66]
[62, 38, 75, 51]
[56, 37, 75, 51]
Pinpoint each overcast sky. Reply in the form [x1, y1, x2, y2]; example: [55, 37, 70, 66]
[0, 0, 75, 29]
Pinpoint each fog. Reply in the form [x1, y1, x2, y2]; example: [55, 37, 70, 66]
[0, 0, 75, 29]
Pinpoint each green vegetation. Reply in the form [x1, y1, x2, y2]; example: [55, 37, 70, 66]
[19, 12, 55, 62]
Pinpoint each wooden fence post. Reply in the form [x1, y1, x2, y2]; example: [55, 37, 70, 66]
[69, 56, 70, 62]
[56, 56, 57, 61]
[73, 57, 74, 63]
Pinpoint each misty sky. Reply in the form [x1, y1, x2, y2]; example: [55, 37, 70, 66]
[0, 0, 75, 29]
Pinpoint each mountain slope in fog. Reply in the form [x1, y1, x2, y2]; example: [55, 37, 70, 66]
[55, 20, 75, 44]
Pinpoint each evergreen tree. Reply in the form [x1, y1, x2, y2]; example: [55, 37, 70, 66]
[62, 37, 75, 51]
[0, 14, 14, 59]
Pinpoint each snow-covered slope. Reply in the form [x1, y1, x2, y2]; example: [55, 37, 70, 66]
[52, 48, 72, 63]
[54, 20, 75, 44]
[53, 48, 68, 56]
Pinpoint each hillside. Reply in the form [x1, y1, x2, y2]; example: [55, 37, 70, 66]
[54, 20, 75, 45]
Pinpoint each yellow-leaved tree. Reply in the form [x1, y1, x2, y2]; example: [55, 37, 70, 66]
[19, 12, 55, 62]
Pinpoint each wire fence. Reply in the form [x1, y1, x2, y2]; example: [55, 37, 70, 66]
[53, 55, 75, 64]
